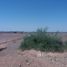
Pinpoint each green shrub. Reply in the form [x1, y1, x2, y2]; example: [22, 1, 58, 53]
[63, 41, 67, 51]
[19, 28, 64, 52]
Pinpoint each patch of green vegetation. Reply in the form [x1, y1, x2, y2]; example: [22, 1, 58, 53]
[19, 28, 65, 52]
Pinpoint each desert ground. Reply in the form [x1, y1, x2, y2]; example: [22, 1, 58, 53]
[0, 32, 67, 67]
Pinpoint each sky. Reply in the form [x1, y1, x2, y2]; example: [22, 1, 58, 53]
[0, 0, 67, 32]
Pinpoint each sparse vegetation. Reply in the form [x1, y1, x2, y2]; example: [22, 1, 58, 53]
[19, 28, 66, 52]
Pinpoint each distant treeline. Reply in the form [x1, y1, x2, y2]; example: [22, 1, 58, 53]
[0, 32, 24, 33]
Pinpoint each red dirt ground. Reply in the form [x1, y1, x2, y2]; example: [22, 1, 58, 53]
[0, 33, 67, 67]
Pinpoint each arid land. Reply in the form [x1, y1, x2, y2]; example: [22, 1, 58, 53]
[0, 32, 67, 67]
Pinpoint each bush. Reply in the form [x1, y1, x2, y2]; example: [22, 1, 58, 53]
[63, 41, 67, 51]
[19, 28, 64, 52]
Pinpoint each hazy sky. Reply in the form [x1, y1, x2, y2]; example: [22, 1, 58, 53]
[0, 0, 67, 32]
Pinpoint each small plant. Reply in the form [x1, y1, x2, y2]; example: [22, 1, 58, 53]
[19, 28, 64, 52]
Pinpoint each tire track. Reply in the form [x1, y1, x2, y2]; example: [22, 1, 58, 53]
[0, 37, 22, 45]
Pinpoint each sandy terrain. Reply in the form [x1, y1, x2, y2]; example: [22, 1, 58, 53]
[0, 33, 67, 67]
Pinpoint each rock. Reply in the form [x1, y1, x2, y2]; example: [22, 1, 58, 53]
[0, 44, 7, 51]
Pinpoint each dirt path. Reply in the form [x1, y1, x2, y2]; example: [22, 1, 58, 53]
[0, 33, 24, 56]
[0, 33, 24, 67]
